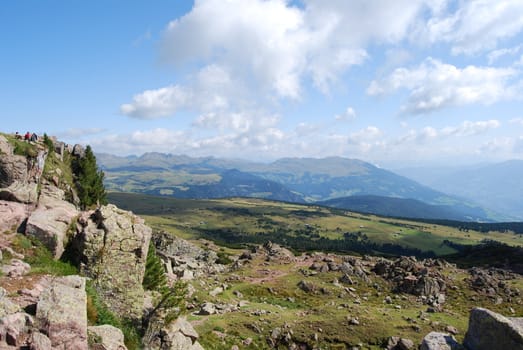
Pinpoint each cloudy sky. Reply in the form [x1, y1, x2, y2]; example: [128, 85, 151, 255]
[2, 0, 523, 167]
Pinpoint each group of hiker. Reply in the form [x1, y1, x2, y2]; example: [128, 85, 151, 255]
[15, 131, 38, 142]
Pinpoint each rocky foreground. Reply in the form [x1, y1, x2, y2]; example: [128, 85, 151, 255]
[1, 133, 523, 349]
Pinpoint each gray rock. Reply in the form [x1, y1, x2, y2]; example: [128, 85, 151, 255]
[1, 259, 30, 277]
[74, 205, 151, 319]
[25, 188, 78, 259]
[169, 316, 199, 341]
[35, 275, 88, 350]
[0, 288, 21, 318]
[0, 181, 39, 204]
[143, 316, 203, 350]
[398, 338, 415, 350]
[0, 312, 33, 347]
[72, 144, 85, 158]
[0, 200, 27, 234]
[29, 331, 52, 350]
[88, 325, 127, 350]
[198, 302, 217, 315]
[420, 332, 462, 350]
[464, 307, 523, 350]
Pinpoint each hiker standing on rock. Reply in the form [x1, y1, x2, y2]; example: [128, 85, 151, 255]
[24, 131, 31, 141]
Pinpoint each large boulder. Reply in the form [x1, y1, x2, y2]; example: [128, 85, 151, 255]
[35, 275, 88, 350]
[75, 204, 151, 319]
[420, 332, 462, 350]
[464, 307, 523, 350]
[88, 325, 127, 350]
[0, 200, 27, 234]
[25, 186, 78, 259]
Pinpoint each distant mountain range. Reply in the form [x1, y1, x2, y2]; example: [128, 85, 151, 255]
[97, 153, 506, 222]
[395, 160, 523, 221]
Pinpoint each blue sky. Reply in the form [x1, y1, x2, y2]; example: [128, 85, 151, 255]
[2, 0, 523, 167]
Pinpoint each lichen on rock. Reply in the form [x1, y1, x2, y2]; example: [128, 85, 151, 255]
[73, 204, 151, 319]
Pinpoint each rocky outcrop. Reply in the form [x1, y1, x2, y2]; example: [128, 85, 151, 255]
[35, 275, 88, 350]
[74, 204, 151, 319]
[373, 256, 448, 309]
[467, 267, 520, 299]
[153, 231, 225, 281]
[25, 186, 78, 259]
[464, 307, 523, 350]
[88, 325, 127, 350]
[0, 136, 44, 205]
[144, 316, 204, 350]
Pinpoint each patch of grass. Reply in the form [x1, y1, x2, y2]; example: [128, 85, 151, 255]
[86, 281, 142, 350]
[11, 235, 78, 276]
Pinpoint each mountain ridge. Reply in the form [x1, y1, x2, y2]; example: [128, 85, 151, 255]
[97, 152, 501, 222]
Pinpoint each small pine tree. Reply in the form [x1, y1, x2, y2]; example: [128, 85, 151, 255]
[142, 241, 186, 330]
[143, 243, 168, 291]
[74, 145, 107, 209]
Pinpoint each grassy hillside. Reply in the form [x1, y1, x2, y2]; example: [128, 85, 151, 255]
[108, 192, 523, 259]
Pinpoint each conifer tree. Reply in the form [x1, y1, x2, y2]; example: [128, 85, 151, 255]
[75, 145, 107, 209]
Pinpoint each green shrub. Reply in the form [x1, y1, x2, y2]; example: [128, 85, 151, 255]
[85, 281, 141, 350]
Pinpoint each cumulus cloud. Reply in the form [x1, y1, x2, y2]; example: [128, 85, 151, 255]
[120, 85, 189, 119]
[416, 0, 523, 55]
[368, 58, 518, 114]
[335, 107, 356, 121]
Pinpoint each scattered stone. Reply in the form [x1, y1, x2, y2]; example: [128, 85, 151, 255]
[445, 325, 458, 335]
[1, 258, 30, 277]
[298, 280, 316, 293]
[210, 286, 224, 297]
[198, 302, 217, 315]
[349, 317, 359, 325]
[420, 332, 462, 350]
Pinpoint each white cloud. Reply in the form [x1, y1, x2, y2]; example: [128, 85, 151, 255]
[368, 58, 518, 114]
[509, 117, 523, 126]
[488, 45, 523, 64]
[57, 128, 106, 139]
[120, 85, 189, 119]
[416, 0, 523, 55]
[335, 107, 356, 121]
[441, 120, 500, 136]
